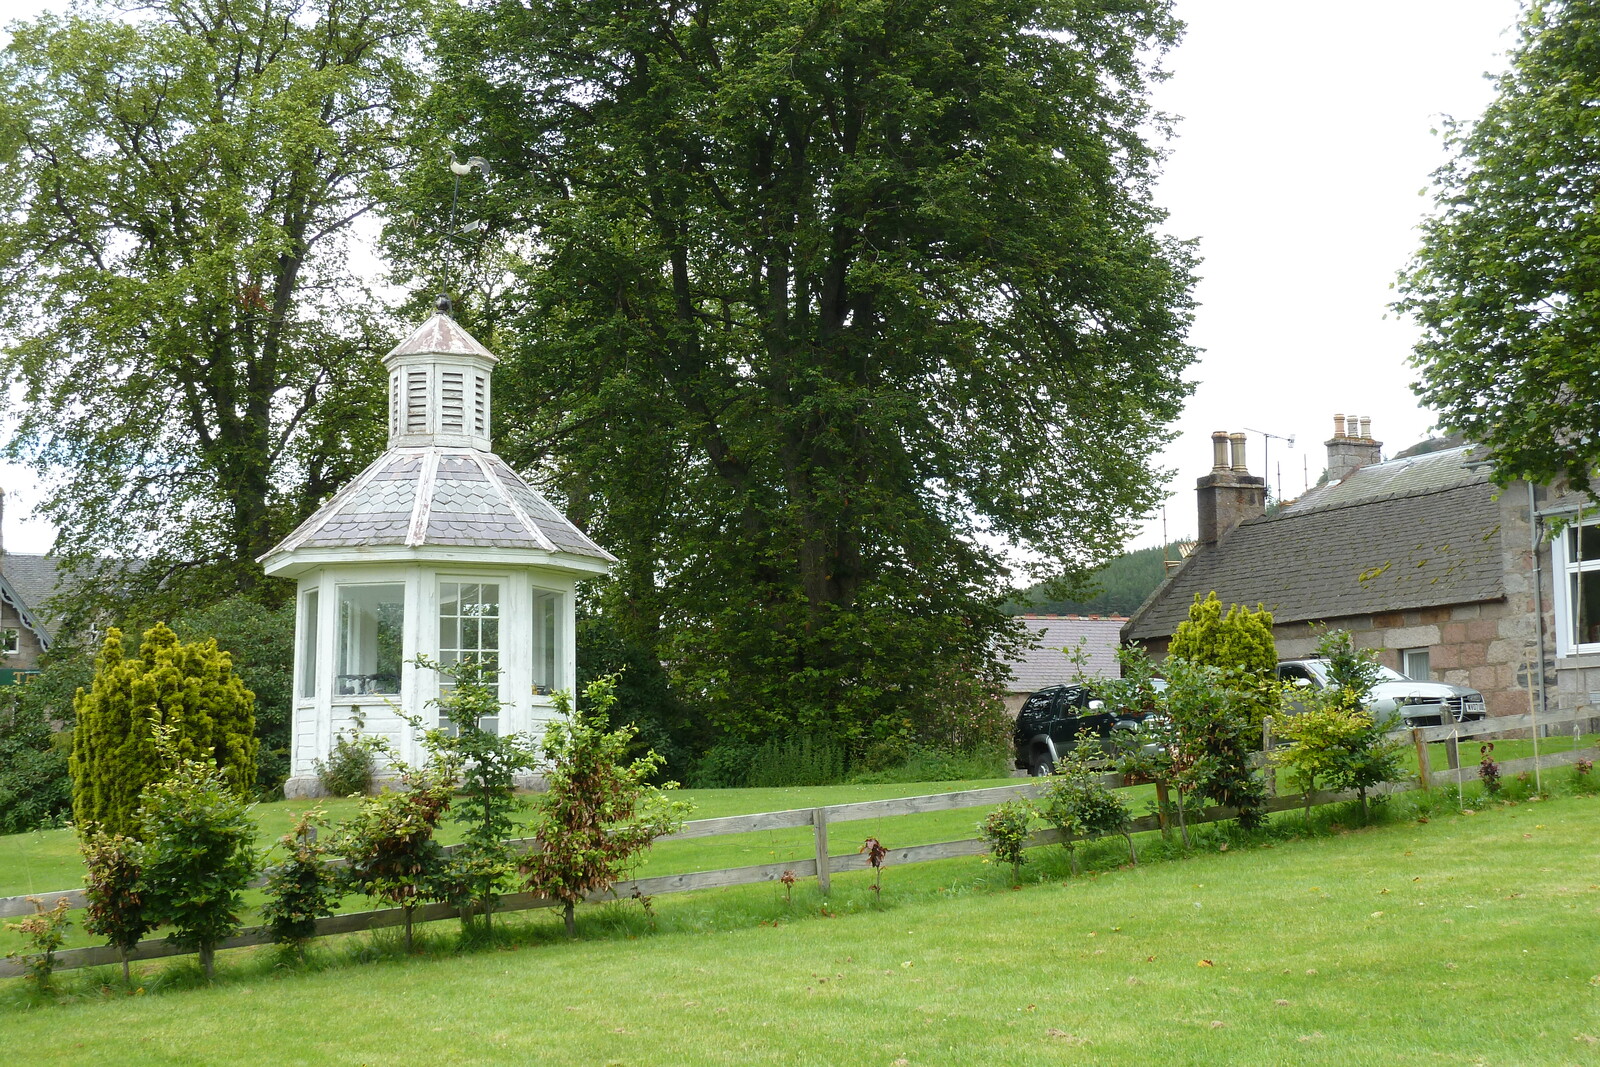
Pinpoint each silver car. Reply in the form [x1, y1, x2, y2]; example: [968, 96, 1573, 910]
[1277, 659, 1488, 727]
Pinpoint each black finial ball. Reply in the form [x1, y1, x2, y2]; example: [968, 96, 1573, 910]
[436, 293, 453, 316]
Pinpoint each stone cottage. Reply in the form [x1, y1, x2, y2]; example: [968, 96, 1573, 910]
[1123, 416, 1572, 723]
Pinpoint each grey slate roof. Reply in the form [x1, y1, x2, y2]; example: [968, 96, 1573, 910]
[271, 448, 614, 562]
[2, 553, 63, 628]
[1124, 445, 1504, 642]
[1004, 615, 1124, 692]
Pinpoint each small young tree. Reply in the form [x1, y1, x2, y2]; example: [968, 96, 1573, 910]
[1161, 656, 1268, 830]
[3, 896, 72, 993]
[1036, 740, 1135, 873]
[338, 760, 455, 952]
[522, 675, 691, 938]
[260, 808, 340, 957]
[72, 624, 258, 836]
[1273, 630, 1403, 819]
[79, 828, 151, 981]
[414, 655, 537, 937]
[136, 723, 260, 980]
[1168, 592, 1278, 733]
[979, 801, 1033, 886]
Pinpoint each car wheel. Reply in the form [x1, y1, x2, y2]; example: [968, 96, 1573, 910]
[1030, 754, 1055, 777]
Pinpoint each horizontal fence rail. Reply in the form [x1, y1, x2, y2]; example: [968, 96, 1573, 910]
[4, 734, 1596, 979]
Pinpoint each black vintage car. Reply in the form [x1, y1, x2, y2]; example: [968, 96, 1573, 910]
[1012, 684, 1150, 777]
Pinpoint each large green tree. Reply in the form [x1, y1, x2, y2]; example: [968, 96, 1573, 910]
[1396, 0, 1600, 491]
[0, 0, 426, 621]
[421, 0, 1196, 745]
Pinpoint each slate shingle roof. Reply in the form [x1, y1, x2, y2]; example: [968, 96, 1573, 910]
[1005, 615, 1125, 692]
[1124, 445, 1504, 642]
[271, 448, 614, 562]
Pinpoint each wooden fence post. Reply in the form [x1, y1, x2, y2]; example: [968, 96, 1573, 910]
[1443, 731, 1460, 772]
[1262, 716, 1276, 797]
[812, 807, 830, 896]
[1412, 728, 1431, 791]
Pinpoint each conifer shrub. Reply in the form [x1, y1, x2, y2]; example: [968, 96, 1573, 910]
[1168, 591, 1278, 733]
[71, 624, 258, 836]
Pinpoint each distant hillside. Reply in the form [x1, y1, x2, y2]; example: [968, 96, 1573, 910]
[1007, 543, 1181, 617]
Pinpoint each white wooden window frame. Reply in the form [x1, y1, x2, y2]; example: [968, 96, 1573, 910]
[1552, 519, 1600, 657]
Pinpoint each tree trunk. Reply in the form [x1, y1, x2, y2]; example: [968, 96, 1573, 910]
[1176, 788, 1192, 848]
[563, 901, 576, 939]
[199, 942, 215, 981]
[120, 948, 130, 984]
[1123, 831, 1137, 866]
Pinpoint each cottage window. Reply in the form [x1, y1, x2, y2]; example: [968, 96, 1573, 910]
[337, 584, 404, 695]
[1401, 648, 1431, 681]
[0, 629, 17, 655]
[1554, 521, 1600, 655]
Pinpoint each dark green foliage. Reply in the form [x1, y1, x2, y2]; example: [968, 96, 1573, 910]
[1397, 0, 1600, 492]
[338, 760, 455, 952]
[1168, 592, 1277, 733]
[0, 0, 423, 622]
[79, 828, 151, 981]
[0, 687, 72, 834]
[686, 734, 847, 789]
[522, 675, 691, 937]
[137, 727, 261, 981]
[261, 808, 340, 952]
[1010, 543, 1186, 616]
[415, 656, 537, 934]
[173, 599, 294, 797]
[576, 614, 706, 782]
[71, 624, 259, 837]
[417, 0, 1195, 749]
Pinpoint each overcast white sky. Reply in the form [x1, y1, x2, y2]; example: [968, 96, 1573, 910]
[0, 0, 1527, 561]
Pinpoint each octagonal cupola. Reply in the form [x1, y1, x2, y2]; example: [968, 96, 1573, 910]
[385, 297, 497, 450]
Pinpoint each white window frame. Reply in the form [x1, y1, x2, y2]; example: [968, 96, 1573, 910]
[531, 588, 562, 697]
[1400, 647, 1431, 681]
[335, 582, 406, 697]
[1552, 518, 1600, 656]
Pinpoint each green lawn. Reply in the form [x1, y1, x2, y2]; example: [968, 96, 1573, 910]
[3, 789, 1598, 1064]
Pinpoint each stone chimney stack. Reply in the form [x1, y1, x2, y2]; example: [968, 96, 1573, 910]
[1325, 413, 1383, 483]
[1197, 430, 1267, 545]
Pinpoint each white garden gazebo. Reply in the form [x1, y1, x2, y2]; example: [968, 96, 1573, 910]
[261, 298, 615, 797]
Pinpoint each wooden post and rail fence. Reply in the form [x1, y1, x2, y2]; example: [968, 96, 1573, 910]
[3, 708, 1596, 980]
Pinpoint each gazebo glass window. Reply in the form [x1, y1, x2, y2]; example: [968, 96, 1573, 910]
[298, 589, 319, 699]
[439, 581, 500, 669]
[337, 584, 404, 695]
[532, 590, 560, 694]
